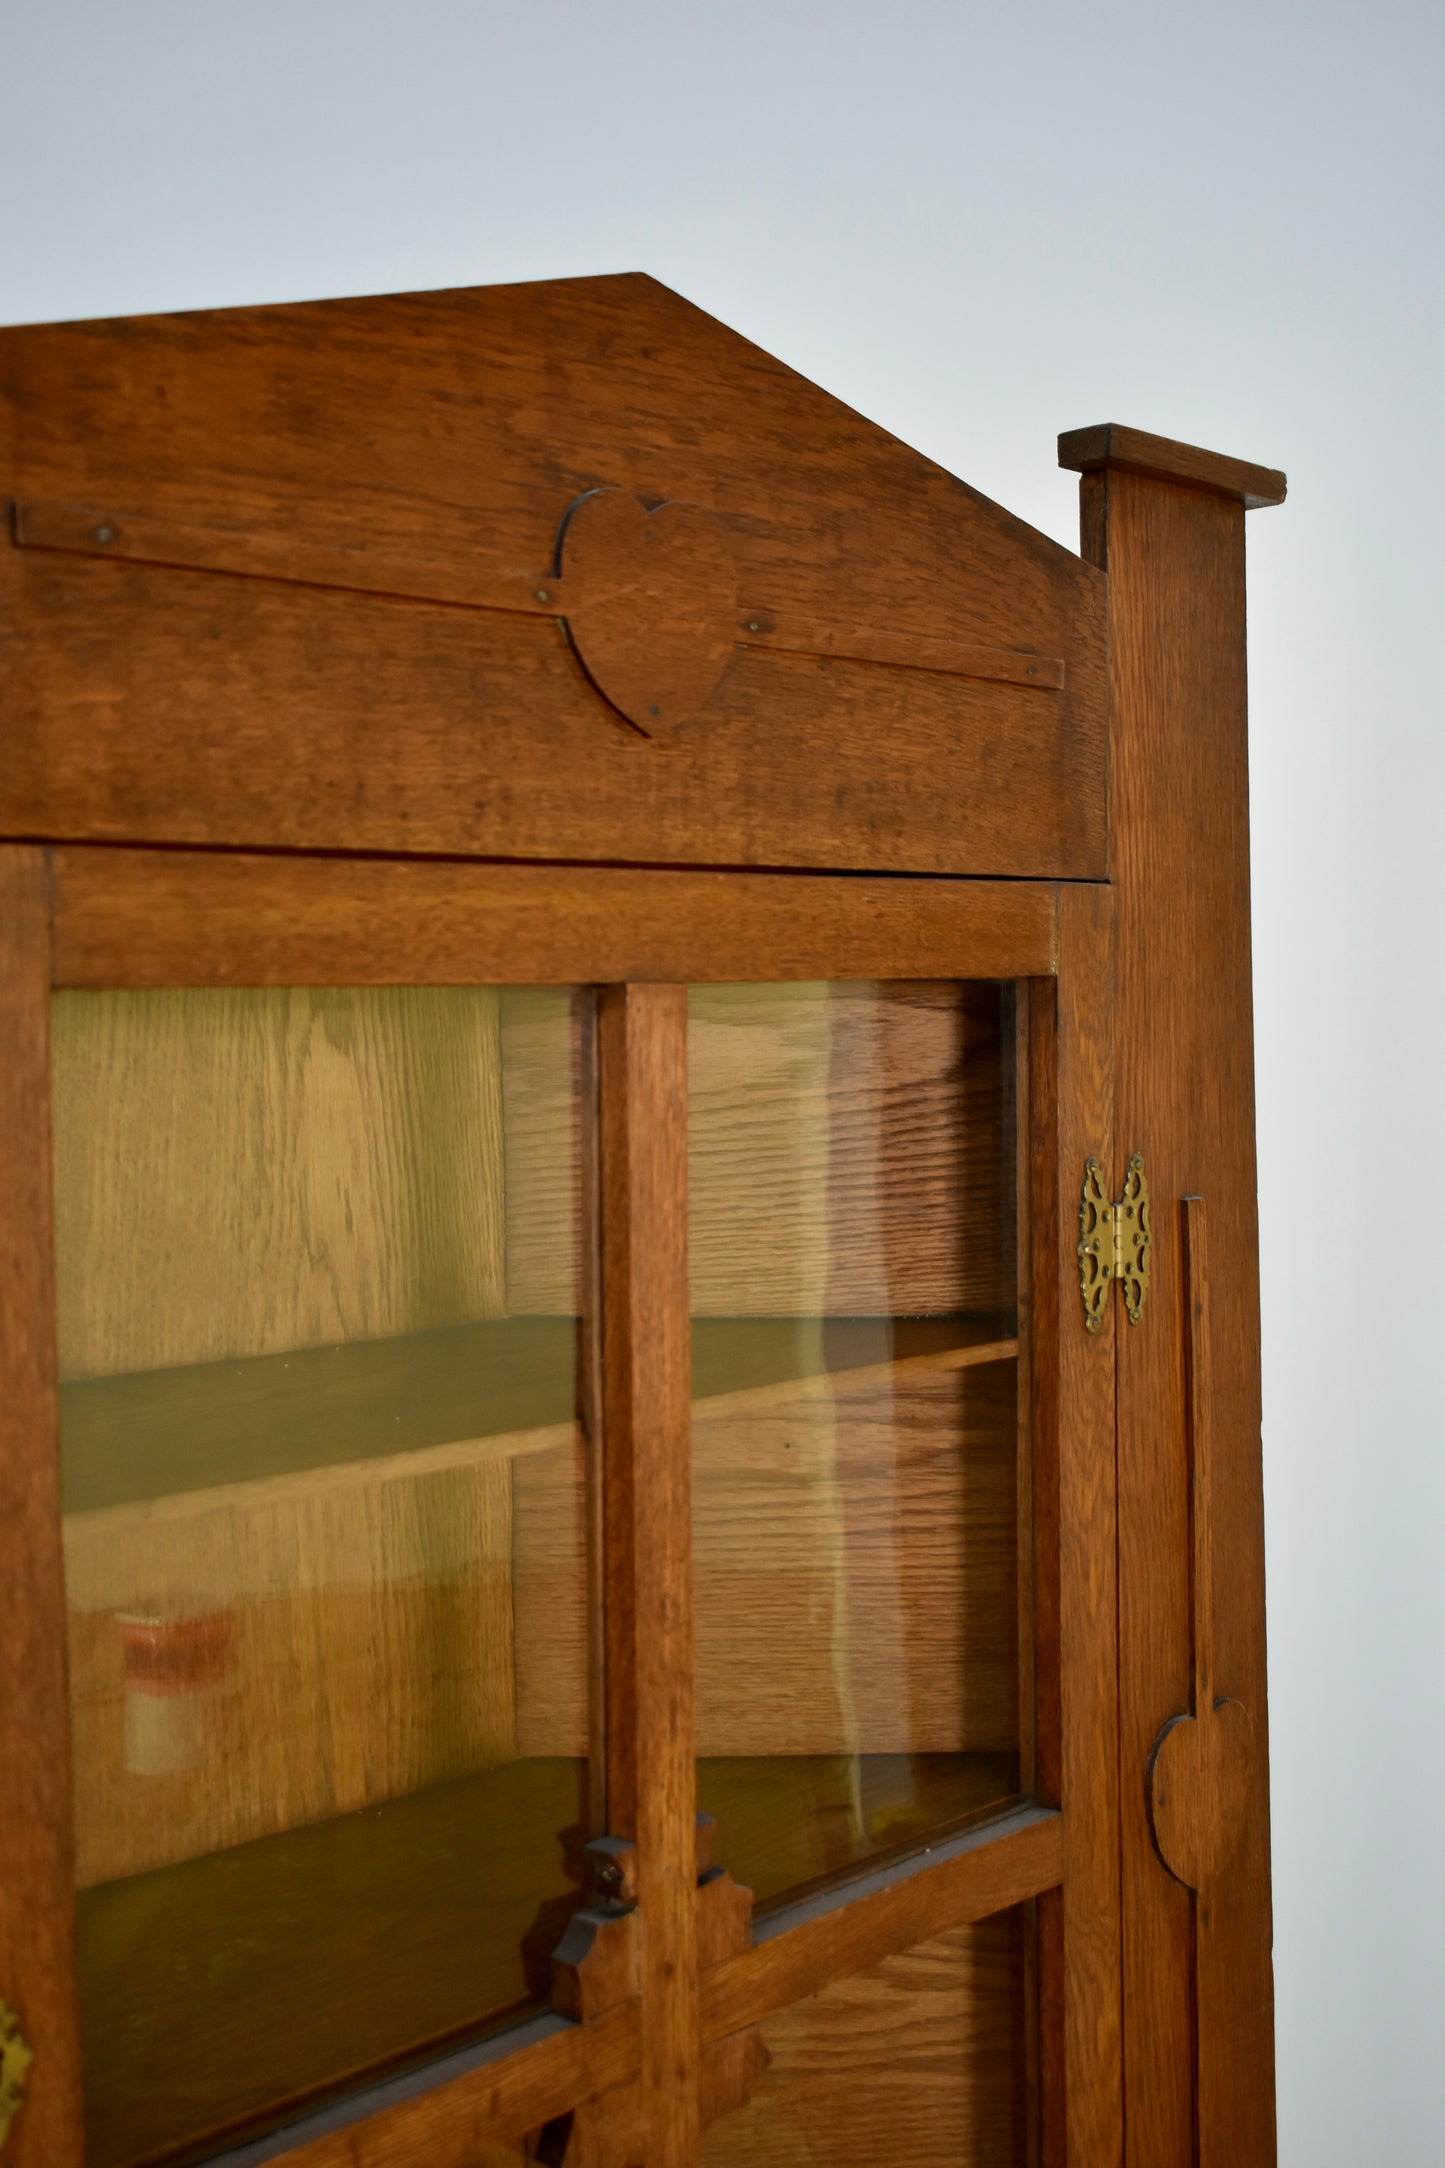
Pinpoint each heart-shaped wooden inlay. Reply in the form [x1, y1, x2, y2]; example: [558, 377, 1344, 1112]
[558, 488, 736, 740]
[1148, 1695, 1253, 1890]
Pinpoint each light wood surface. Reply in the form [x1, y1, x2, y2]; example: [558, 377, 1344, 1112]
[65, 1459, 518, 1886]
[52, 987, 509, 1378]
[0, 847, 87, 2168]
[506, 980, 1012, 1317]
[513, 1356, 1017, 1763]
[701, 1912, 1026, 2166]
[1078, 453, 1276, 2166]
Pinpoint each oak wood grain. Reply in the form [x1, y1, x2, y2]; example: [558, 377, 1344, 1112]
[49, 848, 1059, 991]
[1077, 454, 1276, 2166]
[505, 981, 1013, 1317]
[0, 276, 1106, 877]
[700, 1803, 1060, 2039]
[514, 1356, 1018, 1762]
[51, 987, 510, 1378]
[1058, 424, 1286, 509]
[0, 846, 87, 2168]
[595, 985, 699, 2161]
[701, 1911, 1027, 2166]
[1051, 883, 1123, 2165]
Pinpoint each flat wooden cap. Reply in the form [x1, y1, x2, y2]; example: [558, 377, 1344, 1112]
[1058, 423, 1286, 509]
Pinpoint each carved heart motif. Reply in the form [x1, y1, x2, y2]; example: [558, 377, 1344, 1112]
[558, 488, 736, 740]
[1148, 1695, 1253, 1890]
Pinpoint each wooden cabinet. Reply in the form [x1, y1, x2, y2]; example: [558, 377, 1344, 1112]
[0, 281, 1283, 2166]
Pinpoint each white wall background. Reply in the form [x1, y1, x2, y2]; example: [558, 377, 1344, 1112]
[4, 3, 1441, 2158]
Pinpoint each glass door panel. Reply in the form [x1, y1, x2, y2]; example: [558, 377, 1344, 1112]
[701, 1909, 1028, 2164]
[688, 982, 1023, 1904]
[51, 986, 596, 2168]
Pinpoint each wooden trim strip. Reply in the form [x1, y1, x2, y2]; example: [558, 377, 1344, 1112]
[698, 1803, 1062, 2041]
[13, 501, 1066, 691]
[205, 2006, 639, 2168]
[1057, 425, 1286, 511]
[0, 845, 87, 2168]
[48, 849, 1061, 989]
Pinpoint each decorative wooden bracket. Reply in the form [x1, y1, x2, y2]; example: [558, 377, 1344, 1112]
[1147, 1197, 1253, 1890]
[536, 1821, 766, 2163]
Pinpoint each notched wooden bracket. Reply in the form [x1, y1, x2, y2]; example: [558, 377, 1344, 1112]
[549, 1904, 639, 2025]
[700, 2024, 771, 2129]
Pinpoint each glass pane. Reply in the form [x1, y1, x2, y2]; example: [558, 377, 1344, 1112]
[689, 982, 1021, 1905]
[53, 986, 595, 2168]
[701, 1910, 1028, 2165]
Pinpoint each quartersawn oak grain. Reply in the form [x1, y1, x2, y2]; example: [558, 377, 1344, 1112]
[1071, 446, 1278, 2166]
[0, 847, 87, 2168]
[0, 275, 1106, 878]
[47, 849, 1059, 990]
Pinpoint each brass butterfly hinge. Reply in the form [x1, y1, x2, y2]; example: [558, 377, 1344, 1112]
[1078, 1153, 1152, 1331]
[0, 2002, 32, 2149]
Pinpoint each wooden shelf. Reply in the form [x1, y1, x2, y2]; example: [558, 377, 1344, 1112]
[60, 1313, 1018, 1521]
[78, 1751, 1020, 2168]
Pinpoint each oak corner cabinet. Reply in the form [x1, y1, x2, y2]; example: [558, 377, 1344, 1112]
[0, 277, 1285, 2168]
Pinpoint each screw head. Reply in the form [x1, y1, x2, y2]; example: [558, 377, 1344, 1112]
[535, 587, 550, 604]
[746, 618, 761, 633]
[1027, 665, 1037, 676]
[93, 525, 115, 545]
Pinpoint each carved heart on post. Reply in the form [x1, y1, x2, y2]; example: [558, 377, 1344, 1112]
[557, 488, 737, 741]
[1148, 1695, 1253, 1890]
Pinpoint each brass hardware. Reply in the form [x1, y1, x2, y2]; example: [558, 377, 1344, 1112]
[0, 2002, 32, 2149]
[1078, 1152, 1152, 1331]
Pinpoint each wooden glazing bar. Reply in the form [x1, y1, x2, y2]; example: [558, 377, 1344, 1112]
[698, 1803, 1062, 2041]
[0, 845, 86, 2167]
[47, 848, 1060, 990]
[207, 2006, 640, 2168]
[596, 984, 699, 2160]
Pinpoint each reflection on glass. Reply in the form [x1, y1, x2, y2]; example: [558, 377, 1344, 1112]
[53, 986, 594, 2168]
[700, 1910, 1028, 2165]
[689, 983, 1021, 1905]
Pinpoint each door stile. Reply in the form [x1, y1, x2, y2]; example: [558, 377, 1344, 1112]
[0, 843, 86, 2168]
[1032, 883, 1123, 2167]
[595, 984, 699, 2163]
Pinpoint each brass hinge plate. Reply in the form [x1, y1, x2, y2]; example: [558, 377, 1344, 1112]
[1078, 1153, 1152, 1332]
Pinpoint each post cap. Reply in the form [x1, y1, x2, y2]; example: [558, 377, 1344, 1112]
[1058, 423, 1286, 509]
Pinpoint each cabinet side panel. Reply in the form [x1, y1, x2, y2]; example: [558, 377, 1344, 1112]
[0, 845, 86, 2164]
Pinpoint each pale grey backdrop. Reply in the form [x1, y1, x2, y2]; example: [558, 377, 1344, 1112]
[4, 3, 1441, 2159]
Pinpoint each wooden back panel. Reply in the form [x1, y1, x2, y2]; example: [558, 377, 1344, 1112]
[0, 276, 1105, 877]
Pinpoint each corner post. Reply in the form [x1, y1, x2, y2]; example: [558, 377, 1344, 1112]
[1058, 423, 1285, 2167]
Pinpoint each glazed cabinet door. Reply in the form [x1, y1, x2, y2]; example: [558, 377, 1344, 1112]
[0, 848, 1119, 2167]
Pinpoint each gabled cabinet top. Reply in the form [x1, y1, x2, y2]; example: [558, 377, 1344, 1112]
[0, 273, 1106, 877]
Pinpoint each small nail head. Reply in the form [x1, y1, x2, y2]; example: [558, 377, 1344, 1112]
[746, 618, 761, 633]
[93, 525, 115, 545]
[535, 587, 550, 604]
